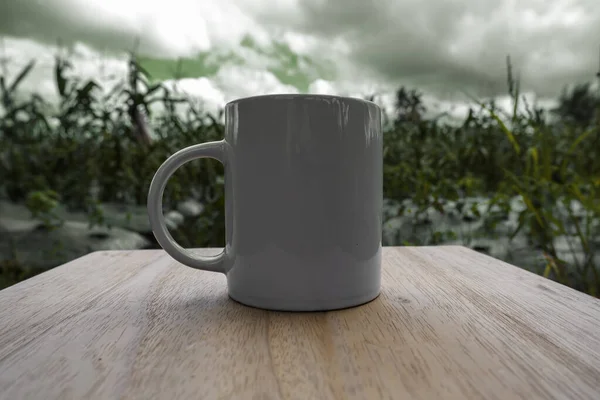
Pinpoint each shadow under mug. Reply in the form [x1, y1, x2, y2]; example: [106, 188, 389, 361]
[147, 94, 383, 311]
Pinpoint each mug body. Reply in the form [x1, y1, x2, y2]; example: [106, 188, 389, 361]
[222, 94, 382, 311]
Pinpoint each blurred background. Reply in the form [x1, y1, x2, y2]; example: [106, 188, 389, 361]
[0, 0, 598, 294]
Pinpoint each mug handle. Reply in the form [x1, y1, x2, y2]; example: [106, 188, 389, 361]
[147, 140, 227, 273]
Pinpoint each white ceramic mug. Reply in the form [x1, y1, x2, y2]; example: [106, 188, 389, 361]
[147, 94, 382, 311]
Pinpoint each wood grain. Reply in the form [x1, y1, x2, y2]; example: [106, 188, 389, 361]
[1, 246, 599, 400]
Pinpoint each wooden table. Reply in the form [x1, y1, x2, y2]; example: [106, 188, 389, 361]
[1, 246, 599, 400]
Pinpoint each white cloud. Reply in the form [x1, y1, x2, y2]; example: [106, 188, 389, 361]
[248, 0, 600, 98]
[212, 65, 299, 100]
[1, 0, 597, 123]
[162, 77, 226, 116]
[307, 79, 337, 95]
[0, 0, 272, 57]
[0, 35, 560, 125]
[1, 37, 130, 103]
[0, 36, 299, 118]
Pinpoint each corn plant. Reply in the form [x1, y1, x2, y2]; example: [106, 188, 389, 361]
[0, 52, 599, 294]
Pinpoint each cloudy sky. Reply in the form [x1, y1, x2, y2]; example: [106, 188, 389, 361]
[1, 0, 599, 118]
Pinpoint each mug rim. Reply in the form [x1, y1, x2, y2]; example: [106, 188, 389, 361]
[225, 93, 380, 109]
